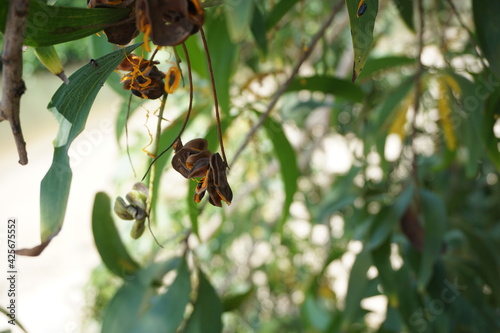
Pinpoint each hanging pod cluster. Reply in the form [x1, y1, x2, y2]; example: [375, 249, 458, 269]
[87, 0, 204, 47]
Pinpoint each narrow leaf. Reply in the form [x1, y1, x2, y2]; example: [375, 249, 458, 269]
[133, 258, 191, 333]
[393, 0, 414, 32]
[184, 270, 223, 333]
[92, 192, 140, 278]
[101, 258, 181, 333]
[265, 0, 300, 30]
[29, 44, 140, 255]
[356, 56, 415, 80]
[262, 116, 300, 235]
[473, 0, 500, 80]
[224, 0, 254, 42]
[345, 0, 379, 82]
[0, 0, 131, 47]
[250, 4, 268, 56]
[418, 189, 447, 291]
[287, 75, 365, 103]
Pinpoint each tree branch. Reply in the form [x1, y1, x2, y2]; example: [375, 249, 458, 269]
[229, 0, 344, 168]
[0, 0, 30, 165]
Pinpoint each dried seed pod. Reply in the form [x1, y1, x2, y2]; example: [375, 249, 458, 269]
[136, 0, 204, 47]
[88, 0, 139, 45]
[209, 153, 232, 206]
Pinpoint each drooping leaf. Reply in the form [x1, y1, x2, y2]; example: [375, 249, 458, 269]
[250, 4, 268, 56]
[22, 44, 140, 256]
[473, 0, 500, 80]
[356, 56, 416, 80]
[483, 87, 500, 171]
[184, 270, 223, 333]
[222, 285, 255, 312]
[265, 0, 300, 31]
[393, 0, 414, 32]
[341, 250, 372, 329]
[92, 192, 140, 278]
[101, 257, 181, 333]
[0, 0, 131, 47]
[262, 116, 300, 235]
[224, 0, 254, 42]
[366, 185, 413, 251]
[205, 12, 237, 116]
[286, 75, 365, 103]
[132, 258, 192, 333]
[418, 189, 447, 291]
[345, 0, 379, 82]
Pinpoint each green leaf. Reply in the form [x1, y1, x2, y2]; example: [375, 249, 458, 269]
[345, 0, 379, 82]
[133, 258, 192, 333]
[250, 4, 268, 56]
[262, 116, 300, 235]
[205, 11, 237, 116]
[224, 0, 254, 42]
[366, 185, 413, 251]
[473, 0, 500, 80]
[0, 0, 131, 47]
[342, 250, 372, 329]
[92, 192, 140, 278]
[187, 182, 200, 239]
[265, 0, 300, 31]
[418, 189, 447, 291]
[287, 75, 365, 103]
[483, 88, 500, 171]
[39, 44, 140, 246]
[356, 56, 416, 80]
[101, 257, 181, 333]
[184, 270, 223, 333]
[393, 0, 414, 32]
[222, 285, 255, 312]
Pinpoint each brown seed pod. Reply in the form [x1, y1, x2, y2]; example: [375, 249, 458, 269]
[135, 0, 205, 46]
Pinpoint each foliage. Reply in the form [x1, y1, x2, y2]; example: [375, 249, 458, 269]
[1, 0, 500, 332]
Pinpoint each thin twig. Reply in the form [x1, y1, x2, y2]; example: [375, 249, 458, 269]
[145, 94, 168, 248]
[0, 0, 30, 165]
[200, 27, 228, 166]
[445, 0, 488, 70]
[229, 0, 344, 168]
[410, 0, 426, 188]
[142, 42, 195, 180]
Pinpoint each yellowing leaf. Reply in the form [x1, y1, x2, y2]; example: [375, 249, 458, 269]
[437, 78, 457, 151]
[388, 91, 414, 140]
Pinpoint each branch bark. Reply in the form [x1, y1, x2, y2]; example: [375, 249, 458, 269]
[0, 0, 30, 165]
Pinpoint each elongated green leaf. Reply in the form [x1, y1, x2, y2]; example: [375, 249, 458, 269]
[184, 270, 223, 333]
[483, 88, 500, 171]
[366, 185, 413, 250]
[357, 56, 415, 80]
[133, 258, 191, 333]
[102, 257, 181, 333]
[224, 0, 254, 42]
[187, 182, 200, 238]
[341, 250, 372, 329]
[393, 0, 414, 32]
[0, 0, 131, 47]
[37, 44, 140, 250]
[222, 285, 255, 312]
[262, 116, 300, 235]
[92, 192, 140, 278]
[250, 4, 268, 56]
[287, 75, 365, 103]
[265, 0, 300, 30]
[418, 189, 447, 291]
[473, 0, 500, 80]
[205, 12, 237, 116]
[345, 0, 379, 82]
